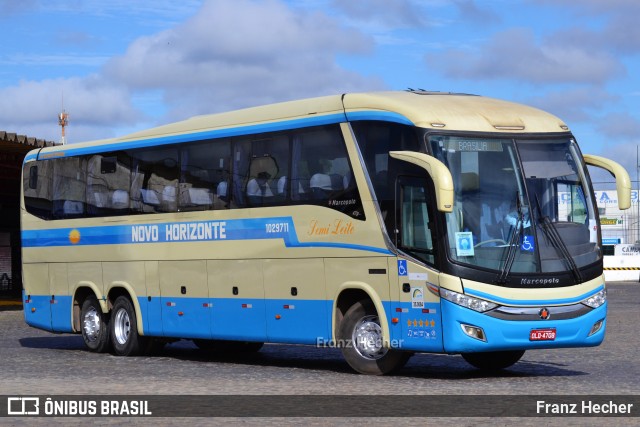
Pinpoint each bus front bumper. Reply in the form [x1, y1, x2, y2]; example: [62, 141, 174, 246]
[441, 299, 607, 353]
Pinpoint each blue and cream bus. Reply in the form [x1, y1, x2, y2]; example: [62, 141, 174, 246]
[21, 90, 630, 374]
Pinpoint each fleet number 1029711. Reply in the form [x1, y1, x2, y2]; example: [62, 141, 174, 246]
[266, 222, 290, 233]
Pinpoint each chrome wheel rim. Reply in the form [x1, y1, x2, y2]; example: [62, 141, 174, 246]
[113, 308, 131, 346]
[82, 306, 101, 342]
[352, 315, 387, 360]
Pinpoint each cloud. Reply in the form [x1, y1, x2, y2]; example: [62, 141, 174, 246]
[104, 0, 382, 120]
[596, 113, 640, 140]
[427, 28, 624, 85]
[587, 141, 640, 189]
[0, 0, 38, 16]
[453, 0, 500, 26]
[526, 87, 618, 122]
[0, 77, 141, 141]
[530, 0, 640, 54]
[329, 0, 428, 29]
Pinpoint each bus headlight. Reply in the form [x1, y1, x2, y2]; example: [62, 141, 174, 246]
[439, 288, 498, 313]
[581, 289, 606, 309]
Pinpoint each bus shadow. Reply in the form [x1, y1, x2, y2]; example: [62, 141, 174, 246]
[18, 336, 588, 379]
[158, 341, 588, 379]
[19, 335, 86, 350]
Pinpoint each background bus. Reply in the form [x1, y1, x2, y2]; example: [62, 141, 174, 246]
[21, 90, 630, 374]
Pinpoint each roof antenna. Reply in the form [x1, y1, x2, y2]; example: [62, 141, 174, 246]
[58, 92, 69, 145]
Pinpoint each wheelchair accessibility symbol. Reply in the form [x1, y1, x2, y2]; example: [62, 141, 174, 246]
[398, 260, 408, 276]
[521, 235, 534, 252]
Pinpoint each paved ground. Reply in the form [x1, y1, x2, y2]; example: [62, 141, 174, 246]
[0, 282, 638, 426]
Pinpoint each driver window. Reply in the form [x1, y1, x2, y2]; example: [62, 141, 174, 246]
[398, 178, 436, 266]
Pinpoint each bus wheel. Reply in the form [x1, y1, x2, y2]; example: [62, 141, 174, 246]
[80, 296, 110, 353]
[110, 296, 146, 356]
[462, 350, 525, 371]
[339, 299, 411, 375]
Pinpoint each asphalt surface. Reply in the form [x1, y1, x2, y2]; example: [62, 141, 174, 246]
[0, 282, 638, 426]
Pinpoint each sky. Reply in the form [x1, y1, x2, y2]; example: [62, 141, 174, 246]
[1, 0, 639, 185]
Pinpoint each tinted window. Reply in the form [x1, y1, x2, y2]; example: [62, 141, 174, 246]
[23, 125, 364, 219]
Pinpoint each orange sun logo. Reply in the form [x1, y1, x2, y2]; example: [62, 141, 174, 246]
[69, 229, 81, 245]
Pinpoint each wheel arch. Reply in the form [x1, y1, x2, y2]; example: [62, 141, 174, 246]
[72, 282, 105, 333]
[107, 282, 145, 336]
[333, 281, 390, 346]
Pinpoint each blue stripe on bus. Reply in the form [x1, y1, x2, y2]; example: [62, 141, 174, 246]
[24, 152, 38, 162]
[30, 113, 346, 160]
[345, 111, 415, 126]
[25, 292, 605, 352]
[21, 216, 393, 255]
[463, 284, 605, 306]
[23, 110, 413, 162]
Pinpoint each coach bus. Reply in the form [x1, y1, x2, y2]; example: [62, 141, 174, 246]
[20, 90, 630, 374]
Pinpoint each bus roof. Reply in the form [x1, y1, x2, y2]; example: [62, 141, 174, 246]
[28, 91, 569, 161]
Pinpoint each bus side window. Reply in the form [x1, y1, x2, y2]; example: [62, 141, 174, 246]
[129, 147, 179, 213]
[178, 140, 220, 211]
[246, 156, 277, 206]
[231, 140, 251, 209]
[23, 160, 54, 220]
[52, 157, 87, 218]
[86, 154, 131, 216]
[293, 125, 358, 214]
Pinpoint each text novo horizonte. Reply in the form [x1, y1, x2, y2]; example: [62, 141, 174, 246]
[131, 222, 227, 243]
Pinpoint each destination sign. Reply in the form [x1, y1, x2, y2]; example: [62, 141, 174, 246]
[444, 140, 504, 152]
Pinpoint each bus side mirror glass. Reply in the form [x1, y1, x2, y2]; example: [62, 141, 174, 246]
[29, 166, 38, 189]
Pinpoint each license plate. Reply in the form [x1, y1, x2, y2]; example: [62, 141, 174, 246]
[529, 328, 556, 341]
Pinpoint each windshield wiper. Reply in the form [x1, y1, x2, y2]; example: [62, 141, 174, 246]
[495, 193, 524, 285]
[534, 195, 583, 284]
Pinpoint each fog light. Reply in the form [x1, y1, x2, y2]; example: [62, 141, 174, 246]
[588, 319, 604, 336]
[461, 323, 487, 342]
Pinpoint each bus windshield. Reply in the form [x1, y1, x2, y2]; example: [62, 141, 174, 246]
[430, 135, 599, 277]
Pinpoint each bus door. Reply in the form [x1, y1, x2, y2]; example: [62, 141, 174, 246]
[394, 176, 444, 352]
[159, 260, 211, 339]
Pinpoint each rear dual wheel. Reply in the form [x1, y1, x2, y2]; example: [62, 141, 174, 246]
[80, 296, 111, 353]
[110, 296, 148, 356]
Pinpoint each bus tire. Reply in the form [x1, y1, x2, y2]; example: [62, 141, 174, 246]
[339, 299, 411, 375]
[110, 296, 146, 356]
[80, 296, 110, 353]
[462, 350, 525, 371]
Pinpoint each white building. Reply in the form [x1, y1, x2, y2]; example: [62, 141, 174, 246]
[593, 190, 640, 281]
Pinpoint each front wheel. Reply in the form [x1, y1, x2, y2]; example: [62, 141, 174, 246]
[80, 296, 111, 353]
[110, 296, 147, 356]
[338, 299, 411, 375]
[462, 350, 525, 371]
